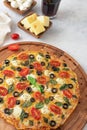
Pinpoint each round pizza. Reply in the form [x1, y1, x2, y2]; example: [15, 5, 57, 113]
[0, 49, 80, 130]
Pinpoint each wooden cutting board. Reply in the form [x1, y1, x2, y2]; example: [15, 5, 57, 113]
[0, 41, 87, 130]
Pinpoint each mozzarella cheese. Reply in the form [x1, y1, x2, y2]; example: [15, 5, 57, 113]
[19, 93, 31, 101]
[41, 105, 50, 114]
[36, 54, 43, 62]
[23, 120, 29, 126]
[31, 85, 38, 92]
[12, 106, 22, 118]
[56, 78, 65, 85]
[54, 94, 63, 102]
[44, 70, 50, 76]
[11, 60, 19, 66]
[6, 78, 14, 85]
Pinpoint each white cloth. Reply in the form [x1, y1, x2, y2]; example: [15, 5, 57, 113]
[0, 12, 11, 45]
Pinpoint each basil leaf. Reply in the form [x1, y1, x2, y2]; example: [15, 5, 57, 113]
[72, 95, 77, 99]
[63, 68, 69, 71]
[49, 113, 54, 116]
[39, 52, 44, 57]
[27, 76, 36, 85]
[49, 79, 57, 85]
[37, 85, 44, 93]
[29, 120, 34, 126]
[61, 114, 65, 119]
[45, 98, 50, 104]
[11, 66, 16, 71]
[71, 78, 76, 82]
[60, 84, 68, 90]
[22, 101, 32, 108]
[8, 85, 14, 93]
[8, 109, 13, 115]
[20, 110, 26, 122]
[43, 117, 48, 123]
[63, 97, 71, 105]
[35, 102, 44, 109]
[55, 102, 63, 106]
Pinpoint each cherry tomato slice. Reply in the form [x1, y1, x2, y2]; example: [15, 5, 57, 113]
[50, 60, 61, 67]
[18, 52, 29, 60]
[11, 33, 20, 40]
[3, 70, 14, 77]
[34, 92, 44, 101]
[59, 71, 70, 78]
[16, 83, 28, 90]
[63, 89, 72, 98]
[0, 87, 8, 96]
[8, 44, 20, 51]
[8, 97, 16, 108]
[37, 76, 47, 84]
[31, 107, 41, 120]
[33, 62, 43, 71]
[19, 68, 30, 76]
[50, 105, 61, 115]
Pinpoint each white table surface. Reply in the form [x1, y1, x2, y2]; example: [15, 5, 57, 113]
[0, 0, 87, 129]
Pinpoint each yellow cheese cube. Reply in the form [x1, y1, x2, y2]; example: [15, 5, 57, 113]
[30, 20, 45, 35]
[21, 13, 37, 29]
[37, 16, 49, 27]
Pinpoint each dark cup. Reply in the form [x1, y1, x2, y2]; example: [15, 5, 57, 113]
[42, 0, 61, 19]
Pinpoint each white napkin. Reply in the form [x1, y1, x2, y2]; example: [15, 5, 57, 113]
[0, 12, 12, 45]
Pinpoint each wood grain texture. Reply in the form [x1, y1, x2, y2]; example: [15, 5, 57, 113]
[0, 41, 87, 130]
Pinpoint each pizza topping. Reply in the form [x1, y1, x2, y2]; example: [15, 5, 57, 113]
[43, 117, 48, 123]
[63, 103, 69, 109]
[4, 59, 10, 65]
[68, 84, 73, 89]
[0, 97, 4, 103]
[13, 91, 20, 97]
[50, 60, 61, 67]
[60, 84, 68, 90]
[45, 54, 50, 59]
[29, 120, 34, 126]
[0, 78, 3, 84]
[22, 101, 32, 108]
[45, 98, 50, 104]
[19, 68, 30, 76]
[63, 90, 72, 98]
[3, 70, 14, 77]
[4, 108, 13, 115]
[8, 97, 16, 108]
[52, 66, 60, 72]
[6, 78, 14, 85]
[50, 105, 61, 115]
[51, 88, 58, 93]
[35, 102, 44, 109]
[0, 87, 8, 96]
[27, 75, 36, 85]
[20, 110, 29, 121]
[49, 120, 56, 127]
[16, 100, 20, 105]
[8, 44, 20, 51]
[49, 96, 54, 101]
[26, 87, 32, 93]
[63, 63, 67, 67]
[16, 67, 22, 71]
[29, 54, 35, 59]
[8, 85, 14, 93]
[30, 97, 35, 102]
[21, 76, 27, 81]
[11, 33, 20, 40]
[36, 70, 42, 76]
[31, 107, 41, 120]
[34, 92, 44, 101]
[55, 102, 63, 107]
[50, 73, 55, 79]
[49, 79, 57, 85]
[18, 53, 29, 60]
[41, 61, 45, 66]
[37, 76, 47, 84]
[16, 83, 28, 90]
[33, 62, 43, 71]
[29, 64, 34, 69]
[63, 97, 71, 106]
[59, 71, 70, 78]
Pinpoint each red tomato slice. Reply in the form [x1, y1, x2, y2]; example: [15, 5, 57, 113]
[19, 68, 30, 76]
[11, 33, 19, 40]
[31, 107, 41, 120]
[8, 44, 20, 51]
[0, 87, 8, 96]
[33, 62, 43, 71]
[63, 89, 72, 98]
[34, 92, 44, 101]
[8, 97, 16, 108]
[37, 76, 47, 84]
[3, 70, 14, 77]
[18, 52, 29, 60]
[16, 83, 28, 90]
[59, 71, 70, 78]
[50, 60, 61, 67]
[50, 105, 61, 115]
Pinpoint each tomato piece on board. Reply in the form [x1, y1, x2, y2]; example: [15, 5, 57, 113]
[31, 107, 41, 120]
[3, 70, 14, 77]
[59, 71, 70, 78]
[50, 105, 61, 115]
[34, 92, 44, 101]
[8, 44, 20, 51]
[19, 68, 30, 76]
[37, 76, 47, 84]
[16, 83, 28, 90]
[17, 52, 29, 60]
[11, 33, 20, 40]
[50, 60, 61, 67]
[33, 62, 43, 71]
[0, 87, 8, 96]
[63, 89, 72, 98]
[8, 97, 16, 108]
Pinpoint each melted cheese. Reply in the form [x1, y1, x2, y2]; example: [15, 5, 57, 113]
[54, 94, 63, 102]
[44, 70, 49, 76]
[12, 106, 22, 118]
[11, 60, 19, 66]
[6, 78, 14, 85]
[56, 78, 65, 85]
[36, 54, 43, 62]
[41, 105, 50, 114]
[19, 93, 31, 101]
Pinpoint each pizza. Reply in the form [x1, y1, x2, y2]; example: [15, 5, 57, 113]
[0, 47, 80, 130]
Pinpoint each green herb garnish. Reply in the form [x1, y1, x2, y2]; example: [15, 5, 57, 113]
[63, 97, 71, 105]
[45, 98, 50, 104]
[22, 101, 32, 108]
[35, 102, 44, 109]
[60, 84, 69, 90]
[8, 85, 14, 93]
[55, 102, 63, 106]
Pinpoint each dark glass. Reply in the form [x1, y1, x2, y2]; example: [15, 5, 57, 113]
[42, 0, 61, 18]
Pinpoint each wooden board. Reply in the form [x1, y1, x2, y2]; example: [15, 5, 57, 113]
[0, 41, 87, 130]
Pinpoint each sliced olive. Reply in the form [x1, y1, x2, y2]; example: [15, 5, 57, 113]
[29, 120, 34, 126]
[4, 108, 12, 115]
[68, 84, 73, 89]
[4, 59, 10, 64]
[52, 66, 59, 71]
[13, 91, 20, 97]
[16, 67, 22, 71]
[16, 100, 20, 105]
[51, 88, 58, 93]
[30, 97, 35, 102]
[24, 113, 29, 118]
[49, 96, 54, 101]
[45, 54, 50, 59]
[50, 73, 55, 79]
[0, 78, 3, 84]
[26, 87, 32, 93]
[41, 61, 45, 66]
[36, 70, 42, 76]
[21, 76, 27, 81]
[63, 63, 67, 67]
[29, 54, 35, 59]
[29, 64, 34, 69]
[49, 120, 56, 127]
[41, 85, 45, 90]
[23, 61, 29, 66]
[63, 103, 68, 109]
[0, 97, 3, 103]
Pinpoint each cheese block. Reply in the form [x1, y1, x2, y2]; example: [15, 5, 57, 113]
[37, 16, 50, 27]
[30, 20, 45, 35]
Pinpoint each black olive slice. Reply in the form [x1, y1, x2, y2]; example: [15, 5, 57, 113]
[50, 73, 55, 79]
[45, 54, 50, 59]
[63, 103, 68, 109]
[41, 61, 45, 66]
[24, 113, 29, 118]
[16, 100, 20, 105]
[30, 97, 35, 102]
[36, 70, 42, 76]
[51, 88, 58, 93]
[29, 54, 35, 59]
[16, 67, 22, 71]
[29, 64, 34, 69]
[49, 96, 54, 101]
[0, 78, 3, 84]
[0, 97, 3, 103]
[49, 120, 56, 127]
[68, 84, 73, 89]
[4, 59, 10, 64]
[13, 91, 20, 97]
[26, 87, 32, 93]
